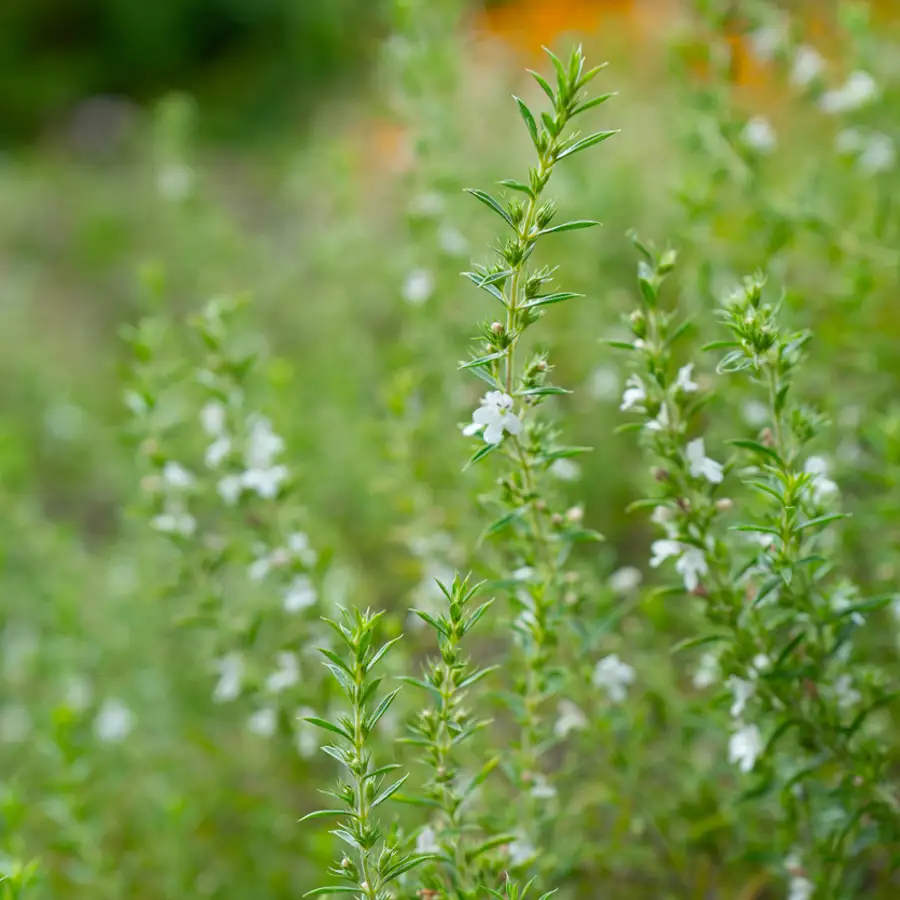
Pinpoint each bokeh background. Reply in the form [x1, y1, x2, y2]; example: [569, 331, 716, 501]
[3, 1, 900, 898]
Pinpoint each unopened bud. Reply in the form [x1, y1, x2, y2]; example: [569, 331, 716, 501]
[535, 360, 548, 372]
[491, 321, 504, 335]
[566, 505, 584, 524]
[535, 499, 547, 512]
[564, 590, 578, 606]
[629, 310, 647, 339]
[551, 513, 564, 527]
[564, 571, 579, 584]
[761, 427, 774, 447]
[341, 858, 352, 870]
[715, 498, 734, 512]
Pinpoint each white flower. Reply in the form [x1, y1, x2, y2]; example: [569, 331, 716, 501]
[162, 461, 194, 490]
[150, 505, 196, 538]
[674, 363, 699, 394]
[438, 225, 468, 257]
[245, 415, 284, 470]
[686, 438, 724, 484]
[609, 566, 642, 595]
[749, 25, 784, 61]
[529, 773, 557, 799]
[752, 654, 771, 674]
[284, 576, 317, 613]
[790, 45, 825, 88]
[157, 163, 193, 202]
[620, 374, 646, 411]
[242, 464, 289, 499]
[205, 436, 231, 469]
[295, 706, 319, 758]
[507, 836, 536, 867]
[554, 699, 588, 738]
[651, 505, 678, 537]
[836, 127, 865, 156]
[247, 707, 277, 737]
[464, 391, 522, 444]
[742, 400, 769, 427]
[834, 674, 861, 709]
[409, 192, 444, 217]
[265, 652, 300, 694]
[728, 723, 763, 773]
[94, 698, 134, 743]
[588, 366, 619, 401]
[416, 826, 440, 854]
[217, 474, 243, 506]
[549, 458, 580, 481]
[676, 547, 709, 592]
[804, 456, 838, 503]
[201, 401, 227, 436]
[288, 532, 318, 567]
[592, 654, 635, 703]
[692, 652, 719, 690]
[401, 268, 434, 306]
[124, 390, 148, 417]
[741, 116, 777, 154]
[726, 675, 756, 718]
[64, 676, 93, 712]
[650, 539, 682, 568]
[857, 132, 895, 175]
[819, 70, 877, 114]
[788, 876, 815, 900]
[213, 653, 244, 703]
[645, 404, 669, 432]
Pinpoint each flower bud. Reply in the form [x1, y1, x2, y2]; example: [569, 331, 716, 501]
[629, 310, 647, 339]
[715, 498, 734, 512]
[491, 321, 504, 335]
[551, 513, 564, 527]
[566, 505, 584, 524]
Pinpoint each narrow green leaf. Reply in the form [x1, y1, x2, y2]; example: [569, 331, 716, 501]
[382, 853, 438, 881]
[465, 833, 518, 863]
[371, 774, 409, 808]
[571, 92, 616, 116]
[458, 665, 499, 690]
[730, 524, 780, 536]
[497, 178, 534, 198]
[481, 509, 525, 541]
[793, 513, 849, 533]
[527, 69, 555, 102]
[602, 339, 637, 350]
[556, 129, 618, 160]
[521, 291, 584, 309]
[410, 609, 449, 637]
[365, 688, 401, 734]
[303, 717, 352, 742]
[543, 46, 568, 96]
[535, 219, 601, 236]
[671, 633, 730, 654]
[513, 96, 539, 147]
[517, 385, 571, 396]
[459, 350, 506, 370]
[464, 188, 515, 228]
[464, 442, 499, 469]
[728, 439, 781, 463]
[366, 635, 402, 673]
[462, 270, 507, 305]
[303, 886, 360, 896]
[298, 809, 346, 823]
[701, 340, 741, 351]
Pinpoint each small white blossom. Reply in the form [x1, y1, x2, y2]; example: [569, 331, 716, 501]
[819, 70, 877, 114]
[284, 576, 317, 613]
[549, 458, 580, 481]
[217, 474, 243, 506]
[416, 826, 440, 855]
[857, 132, 895, 175]
[245, 415, 284, 469]
[620, 374, 646, 411]
[788, 876, 815, 900]
[288, 532, 318, 567]
[295, 706, 319, 758]
[94, 698, 134, 743]
[726, 675, 756, 718]
[645, 404, 669, 432]
[674, 363, 699, 394]
[836, 127, 865, 156]
[201, 401, 227, 436]
[609, 566, 642, 595]
[651, 505, 678, 537]
[741, 116, 777, 154]
[686, 438, 724, 484]
[162, 461, 194, 490]
[205, 436, 231, 469]
[157, 163, 193, 201]
[409, 192, 444, 217]
[242, 464, 288, 499]
[650, 539, 682, 568]
[265, 652, 300, 694]
[64, 676, 93, 712]
[728, 723, 763, 773]
[752, 654, 771, 674]
[213, 653, 244, 703]
[834, 674, 861, 709]
[554, 699, 588, 738]
[150, 505, 196, 538]
[247, 706, 277, 737]
[676, 547, 709, 592]
[464, 391, 522, 444]
[804, 456, 838, 503]
[742, 400, 769, 427]
[529, 773, 557, 799]
[592, 654, 635, 703]
[438, 225, 468, 257]
[790, 45, 825, 88]
[693, 652, 719, 690]
[401, 268, 434, 306]
[507, 836, 536, 867]
[749, 25, 784, 61]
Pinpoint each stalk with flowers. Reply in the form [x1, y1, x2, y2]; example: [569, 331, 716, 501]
[615, 237, 900, 898]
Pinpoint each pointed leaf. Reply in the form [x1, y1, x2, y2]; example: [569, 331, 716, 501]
[521, 291, 584, 310]
[535, 220, 600, 237]
[513, 96, 539, 147]
[303, 717, 353, 742]
[464, 188, 515, 228]
[571, 92, 616, 116]
[556, 130, 618, 160]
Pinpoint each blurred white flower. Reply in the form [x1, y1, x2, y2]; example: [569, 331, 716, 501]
[265, 652, 300, 694]
[804, 456, 838, 503]
[549, 458, 581, 481]
[834, 674, 861, 709]
[686, 439, 724, 484]
[201, 401, 227, 436]
[284, 576, 317, 613]
[409, 192, 444, 217]
[728, 723, 762, 773]
[248, 706, 277, 737]
[402, 268, 435, 306]
[650, 539, 681, 568]
[609, 566, 642, 595]
[741, 400, 769, 427]
[790, 45, 825, 88]
[205, 436, 231, 469]
[592, 654, 635, 703]
[124, 390, 148, 417]
[650, 540, 708, 592]
[288, 532, 318, 567]
[507, 835, 536, 867]
[692, 652, 719, 690]
[752, 654, 771, 674]
[94, 698, 134, 743]
[157, 163, 193, 202]
[726, 675, 755, 718]
[150, 504, 196, 538]
[554, 699, 588, 738]
[213, 653, 244, 703]
[588, 366, 620, 401]
[835, 127, 865, 156]
[295, 706, 319, 758]
[674, 364, 698, 394]
[645, 404, 669, 432]
[651, 505, 677, 537]
[620, 374, 646, 411]
[64, 675, 93, 712]
[463, 391, 521, 444]
[438, 225, 468, 257]
[749, 25, 784, 61]
[217, 474, 243, 506]
[857, 132, 895, 175]
[741, 116, 777, 154]
[819, 71, 877, 114]
[789, 876, 814, 900]
[162, 461, 194, 490]
[529, 773, 557, 799]
[242, 464, 288, 499]
[416, 826, 440, 854]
